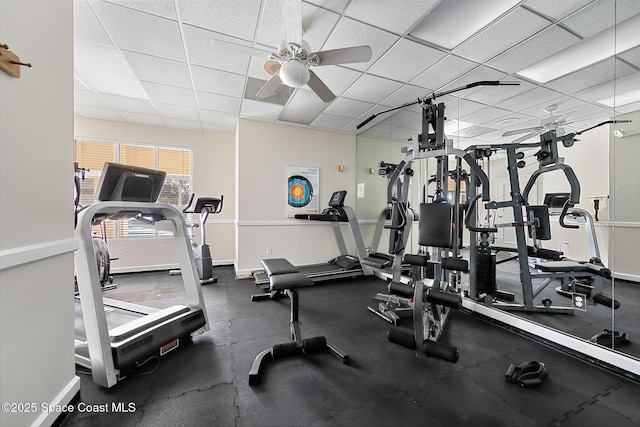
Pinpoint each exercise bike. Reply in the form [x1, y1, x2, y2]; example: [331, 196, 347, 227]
[170, 193, 223, 285]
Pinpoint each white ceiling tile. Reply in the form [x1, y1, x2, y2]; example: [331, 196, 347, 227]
[118, 111, 165, 127]
[323, 98, 374, 119]
[75, 105, 123, 122]
[142, 82, 196, 107]
[453, 7, 550, 63]
[341, 74, 404, 104]
[200, 109, 238, 126]
[573, 71, 640, 103]
[311, 113, 353, 131]
[305, 0, 350, 13]
[256, 1, 340, 51]
[177, 0, 262, 41]
[74, 0, 112, 44]
[369, 39, 447, 82]
[614, 100, 640, 114]
[544, 58, 636, 95]
[191, 66, 246, 98]
[184, 25, 251, 74]
[239, 99, 283, 122]
[493, 87, 564, 112]
[100, 93, 157, 114]
[619, 46, 640, 68]
[388, 110, 422, 128]
[154, 103, 199, 121]
[162, 117, 203, 131]
[280, 88, 329, 124]
[359, 120, 392, 137]
[75, 40, 147, 99]
[122, 51, 191, 88]
[74, 89, 110, 109]
[89, 0, 185, 61]
[410, 55, 478, 90]
[104, 0, 177, 20]
[524, 0, 595, 20]
[488, 26, 580, 74]
[487, 112, 537, 129]
[561, 0, 640, 38]
[196, 91, 242, 114]
[461, 106, 511, 125]
[323, 18, 399, 72]
[345, 0, 439, 34]
[410, 0, 522, 50]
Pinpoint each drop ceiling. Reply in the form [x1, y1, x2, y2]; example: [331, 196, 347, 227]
[73, 0, 640, 147]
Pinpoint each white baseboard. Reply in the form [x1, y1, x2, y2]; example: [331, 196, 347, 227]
[32, 376, 80, 427]
[614, 272, 640, 283]
[111, 259, 234, 275]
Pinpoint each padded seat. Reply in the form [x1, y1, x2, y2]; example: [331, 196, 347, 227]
[535, 261, 611, 278]
[261, 258, 298, 276]
[270, 272, 313, 291]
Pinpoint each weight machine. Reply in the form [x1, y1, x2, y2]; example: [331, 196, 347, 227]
[466, 121, 627, 314]
[358, 81, 503, 359]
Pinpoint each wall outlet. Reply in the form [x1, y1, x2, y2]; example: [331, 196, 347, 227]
[117, 247, 123, 255]
[159, 244, 165, 252]
[266, 247, 272, 255]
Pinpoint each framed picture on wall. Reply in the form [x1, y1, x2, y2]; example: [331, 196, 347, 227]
[287, 165, 319, 217]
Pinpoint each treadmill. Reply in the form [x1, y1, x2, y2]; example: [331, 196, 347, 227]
[253, 190, 367, 287]
[74, 162, 209, 388]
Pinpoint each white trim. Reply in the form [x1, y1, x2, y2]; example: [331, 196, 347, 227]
[595, 221, 640, 227]
[614, 272, 640, 283]
[0, 238, 77, 272]
[32, 376, 80, 427]
[236, 220, 366, 226]
[462, 298, 640, 378]
[111, 260, 234, 274]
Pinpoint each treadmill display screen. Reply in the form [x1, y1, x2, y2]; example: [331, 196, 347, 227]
[328, 190, 347, 208]
[95, 162, 166, 202]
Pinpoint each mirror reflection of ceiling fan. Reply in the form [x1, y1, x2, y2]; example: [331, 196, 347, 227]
[212, 0, 372, 102]
[502, 104, 573, 143]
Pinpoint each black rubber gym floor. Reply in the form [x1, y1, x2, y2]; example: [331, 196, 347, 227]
[62, 266, 640, 426]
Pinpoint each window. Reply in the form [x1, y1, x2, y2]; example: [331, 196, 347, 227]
[74, 140, 192, 239]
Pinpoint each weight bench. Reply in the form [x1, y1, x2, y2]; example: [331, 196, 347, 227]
[248, 258, 349, 385]
[534, 260, 618, 309]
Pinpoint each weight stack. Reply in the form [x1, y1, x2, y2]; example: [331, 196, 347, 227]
[476, 253, 496, 295]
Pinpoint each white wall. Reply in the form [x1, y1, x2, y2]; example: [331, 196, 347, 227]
[74, 118, 235, 271]
[0, 1, 79, 426]
[235, 119, 357, 275]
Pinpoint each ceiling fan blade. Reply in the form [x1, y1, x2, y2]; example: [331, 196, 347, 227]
[282, 0, 303, 46]
[311, 45, 372, 66]
[307, 71, 335, 102]
[502, 126, 541, 137]
[256, 71, 283, 98]
[511, 131, 542, 143]
[211, 39, 272, 59]
[263, 60, 281, 76]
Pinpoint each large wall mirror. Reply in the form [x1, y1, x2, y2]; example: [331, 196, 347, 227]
[355, 1, 639, 377]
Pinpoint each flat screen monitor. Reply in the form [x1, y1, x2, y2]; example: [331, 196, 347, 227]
[95, 162, 166, 202]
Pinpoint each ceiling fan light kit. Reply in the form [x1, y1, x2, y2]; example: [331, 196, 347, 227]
[279, 59, 310, 87]
[212, 0, 372, 102]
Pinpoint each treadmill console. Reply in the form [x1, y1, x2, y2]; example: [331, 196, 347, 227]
[295, 190, 348, 221]
[544, 192, 570, 215]
[95, 162, 166, 202]
[328, 190, 347, 208]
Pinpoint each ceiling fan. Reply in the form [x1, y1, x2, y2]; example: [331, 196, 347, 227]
[211, 0, 372, 102]
[502, 104, 572, 143]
